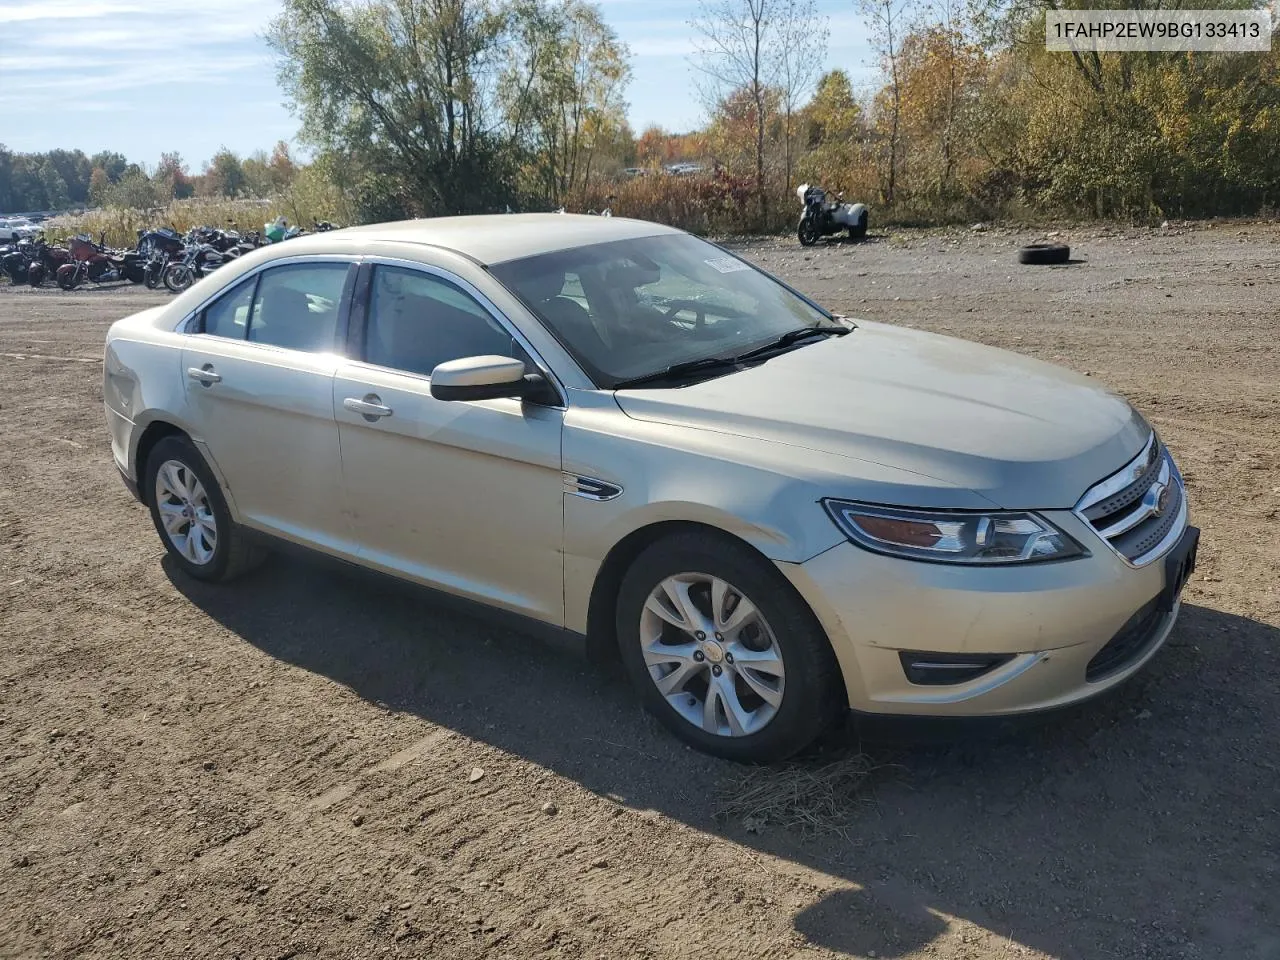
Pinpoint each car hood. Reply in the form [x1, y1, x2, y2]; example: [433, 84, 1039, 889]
[613, 321, 1149, 509]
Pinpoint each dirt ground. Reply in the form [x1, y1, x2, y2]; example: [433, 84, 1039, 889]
[1, 222, 1277, 960]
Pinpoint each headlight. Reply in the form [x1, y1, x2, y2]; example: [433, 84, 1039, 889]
[822, 500, 1086, 564]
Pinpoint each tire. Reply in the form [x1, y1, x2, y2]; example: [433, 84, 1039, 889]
[125, 261, 146, 284]
[56, 265, 79, 290]
[144, 263, 162, 289]
[797, 219, 820, 247]
[615, 531, 844, 763]
[1017, 242, 1070, 265]
[27, 263, 44, 287]
[144, 435, 266, 583]
[163, 263, 194, 293]
[848, 210, 868, 240]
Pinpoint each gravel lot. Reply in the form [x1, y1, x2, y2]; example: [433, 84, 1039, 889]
[2, 222, 1277, 960]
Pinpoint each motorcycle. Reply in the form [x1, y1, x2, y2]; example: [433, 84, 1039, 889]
[162, 240, 229, 293]
[136, 228, 185, 288]
[796, 184, 868, 246]
[56, 233, 145, 290]
[22, 238, 72, 287]
[1, 241, 31, 284]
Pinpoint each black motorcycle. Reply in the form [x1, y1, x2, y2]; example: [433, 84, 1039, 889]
[162, 241, 228, 292]
[1, 242, 30, 284]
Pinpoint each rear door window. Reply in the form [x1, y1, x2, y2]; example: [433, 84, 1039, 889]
[248, 263, 349, 353]
[197, 262, 351, 351]
[201, 277, 256, 339]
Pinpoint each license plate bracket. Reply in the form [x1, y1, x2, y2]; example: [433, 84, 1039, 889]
[1159, 525, 1200, 612]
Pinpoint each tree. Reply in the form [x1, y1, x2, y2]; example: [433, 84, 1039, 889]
[102, 170, 161, 209]
[775, 0, 827, 188]
[88, 168, 112, 206]
[268, 0, 515, 218]
[90, 151, 129, 182]
[155, 152, 194, 200]
[690, 0, 784, 220]
[39, 160, 70, 210]
[268, 141, 298, 190]
[502, 0, 631, 203]
[858, 0, 915, 206]
[202, 148, 246, 197]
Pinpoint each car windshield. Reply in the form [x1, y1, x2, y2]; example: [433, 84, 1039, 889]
[489, 233, 832, 388]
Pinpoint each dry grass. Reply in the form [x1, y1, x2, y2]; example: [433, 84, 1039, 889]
[714, 751, 881, 838]
[44, 198, 280, 248]
[577, 174, 795, 235]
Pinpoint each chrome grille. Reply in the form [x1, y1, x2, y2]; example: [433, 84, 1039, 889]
[1075, 432, 1188, 566]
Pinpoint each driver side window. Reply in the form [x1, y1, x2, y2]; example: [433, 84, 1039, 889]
[365, 266, 517, 378]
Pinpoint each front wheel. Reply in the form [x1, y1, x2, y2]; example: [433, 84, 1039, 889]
[27, 263, 44, 287]
[615, 531, 844, 762]
[797, 218, 820, 246]
[163, 263, 194, 292]
[145, 436, 265, 582]
[56, 265, 80, 290]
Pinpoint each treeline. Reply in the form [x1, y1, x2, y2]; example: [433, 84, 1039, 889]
[0, 143, 303, 215]
[265, 0, 1280, 227]
[9, 0, 1278, 230]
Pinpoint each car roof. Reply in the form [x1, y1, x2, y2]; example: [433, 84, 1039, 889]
[324, 213, 681, 265]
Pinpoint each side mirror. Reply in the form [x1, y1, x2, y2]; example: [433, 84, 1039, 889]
[429, 355, 537, 402]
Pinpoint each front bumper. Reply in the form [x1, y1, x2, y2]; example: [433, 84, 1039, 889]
[777, 509, 1186, 717]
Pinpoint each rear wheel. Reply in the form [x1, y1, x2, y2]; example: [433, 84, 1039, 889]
[848, 210, 868, 240]
[144, 436, 265, 582]
[615, 531, 844, 762]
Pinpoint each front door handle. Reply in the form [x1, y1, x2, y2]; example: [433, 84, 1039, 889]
[343, 395, 394, 421]
[187, 365, 221, 385]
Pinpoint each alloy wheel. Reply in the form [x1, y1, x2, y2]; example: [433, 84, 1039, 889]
[639, 572, 786, 737]
[154, 459, 218, 565]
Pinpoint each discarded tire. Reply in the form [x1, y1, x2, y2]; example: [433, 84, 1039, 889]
[1018, 243, 1070, 265]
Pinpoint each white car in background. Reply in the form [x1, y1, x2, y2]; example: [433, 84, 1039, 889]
[0, 218, 41, 243]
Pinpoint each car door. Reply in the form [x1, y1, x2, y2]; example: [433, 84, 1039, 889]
[333, 260, 566, 624]
[181, 257, 359, 552]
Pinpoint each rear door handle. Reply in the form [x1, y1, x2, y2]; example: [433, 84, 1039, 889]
[343, 395, 394, 420]
[187, 365, 221, 384]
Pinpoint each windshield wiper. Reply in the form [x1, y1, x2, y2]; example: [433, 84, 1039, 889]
[613, 323, 850, 390]
[731, 323, 850, 363]
[613, 355, 746, 389]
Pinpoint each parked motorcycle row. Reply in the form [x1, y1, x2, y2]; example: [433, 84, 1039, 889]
[0, 219, 337, 293]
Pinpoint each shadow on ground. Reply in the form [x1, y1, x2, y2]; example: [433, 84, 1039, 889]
[168, 554, 1280, 960]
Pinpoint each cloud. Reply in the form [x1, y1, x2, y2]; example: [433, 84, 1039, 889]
[0, 0, 147, 22]
[3, 0, 281, 111]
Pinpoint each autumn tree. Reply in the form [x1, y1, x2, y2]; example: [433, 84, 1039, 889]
[775, 0, 827, 188]
[858, 0, 915, 205]
[155, 152, 194, 200]
[502, 0, 631, 203]
[690, 0, 782, 220]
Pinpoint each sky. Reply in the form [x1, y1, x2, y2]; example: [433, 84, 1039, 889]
[0, 0, 877, 170]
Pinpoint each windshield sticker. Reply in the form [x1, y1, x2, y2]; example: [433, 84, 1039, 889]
[704, 257, 750, 274]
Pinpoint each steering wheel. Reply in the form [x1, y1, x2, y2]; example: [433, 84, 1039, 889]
[658, 299, 708, 332]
